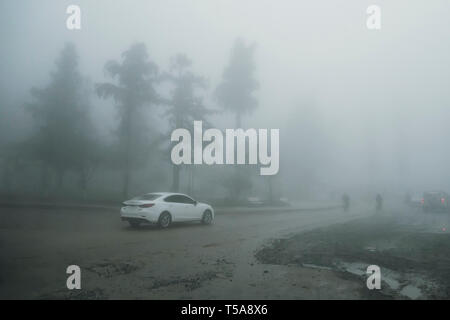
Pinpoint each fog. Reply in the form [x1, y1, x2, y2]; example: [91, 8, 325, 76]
[1, 0, 450, 204]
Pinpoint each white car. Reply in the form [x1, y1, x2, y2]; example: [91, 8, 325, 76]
[120, 192, 214, 228]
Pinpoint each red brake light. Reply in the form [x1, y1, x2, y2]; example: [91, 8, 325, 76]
[139, 203, 154, 208]
[441, 198, 445, 204]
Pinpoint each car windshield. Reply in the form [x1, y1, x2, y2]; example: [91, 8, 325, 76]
[131, 193, 162, 201]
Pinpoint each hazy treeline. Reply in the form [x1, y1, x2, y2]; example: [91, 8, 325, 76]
[0, 39, 274, 203]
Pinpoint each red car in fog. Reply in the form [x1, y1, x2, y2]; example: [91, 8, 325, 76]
[422, 191, 450, 212]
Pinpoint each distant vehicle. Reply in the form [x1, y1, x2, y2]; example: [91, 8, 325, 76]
[247, 196, 264, 207]
[121, 192, 214, 228]
[422, 191, 450, 212]
[409, 196, 423, 208]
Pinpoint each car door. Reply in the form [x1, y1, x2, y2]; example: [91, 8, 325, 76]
[177, 195, 200, 221]
[163, 195, 184, 222]
[163, 195, 194, 221]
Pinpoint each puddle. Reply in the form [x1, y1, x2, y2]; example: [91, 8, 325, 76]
[338, 262, 367, 276]
[383, 276, 400, 290]
[400, 285, 422, 300]
[302, 263, 333, 271]
[255, 215, 450, 299]
[339, 261, 402, 289]
[337, 261, 426, 299]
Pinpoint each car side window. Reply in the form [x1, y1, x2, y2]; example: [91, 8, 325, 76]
[164, 195, 195, 204]
[164, 195, 179, 203]
[179, 195, 195, 205]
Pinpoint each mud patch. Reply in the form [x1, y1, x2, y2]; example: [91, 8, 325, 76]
[40, 288, 107, 300]
[148, 270, 231, 291]
[256, 215, 450, 299]
[148, 257, 234, 292]
[214, 258, 234, 265]
[203, 243, 220, 248]
[85, 260, 139, 278]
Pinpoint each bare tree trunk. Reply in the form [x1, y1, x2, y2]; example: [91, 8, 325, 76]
[79, 167, 88, 200]
[235, 112, 242, 128]
[188, 166, 194, 196]
[171, 164, 180, 192]
[171, 115, 183, 193]
[123, 108, 132, 199]
[232, 112, 243, 202]
[41, 163, 50, 198]
[267, 176, 273, 204]
[56, 169, 65, 190]
[123, 165, 130, 199]
[2, 159, 12, 194]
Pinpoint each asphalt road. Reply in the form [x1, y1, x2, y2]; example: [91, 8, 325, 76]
[0, 205, 370, 299]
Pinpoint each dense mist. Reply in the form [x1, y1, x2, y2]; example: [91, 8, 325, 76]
[1, 0, 450, 204]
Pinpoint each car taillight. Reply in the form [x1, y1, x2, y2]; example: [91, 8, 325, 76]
[441, 198, 446, 204]
[139, 203, 154, 208]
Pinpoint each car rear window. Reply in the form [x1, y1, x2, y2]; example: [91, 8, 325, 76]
[132, 193, 162, 200]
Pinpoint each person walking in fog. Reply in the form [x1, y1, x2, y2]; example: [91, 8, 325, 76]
[342, 193, 350, 211]
[376, 194, 383, 212]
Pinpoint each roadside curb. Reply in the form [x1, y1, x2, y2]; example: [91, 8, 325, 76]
[0, 202, 342, 214]
[216, 205, 342, 214]
[0, 202, 118, 212]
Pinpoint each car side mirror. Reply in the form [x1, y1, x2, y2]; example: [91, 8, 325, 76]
[194, 201, 198, 206]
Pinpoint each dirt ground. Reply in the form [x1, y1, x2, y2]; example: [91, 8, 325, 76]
[1, 202, 448, 299]
[256, 207, 450, 299]
[0, 204, 369, 299]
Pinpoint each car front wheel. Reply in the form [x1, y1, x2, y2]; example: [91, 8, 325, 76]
[158, 212, 172, 229]
[202, 210, 213, 225]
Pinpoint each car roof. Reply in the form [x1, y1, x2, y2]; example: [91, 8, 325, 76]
[147, 192, 192, 197]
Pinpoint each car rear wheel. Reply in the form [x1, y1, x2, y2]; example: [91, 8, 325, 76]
[202, 210, 213, 225]
[158, 212, 172, 229]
